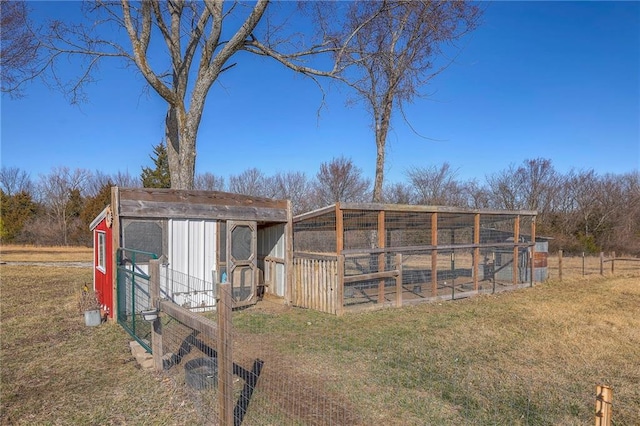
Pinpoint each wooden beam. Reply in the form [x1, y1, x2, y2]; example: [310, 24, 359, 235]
[149, 259, 163, 372]
[118, 199, 288, 222]
[336, 203, 344, 254]
[218, 283, 234, 426]
[474, 213, 480, 291]
[158, 300, 217, 337]
[431, 212, 438, 297]
[110, 186, 120, 320]
[343, 270, 399, 284]
[377, 210, 386, 304]
[118, 187, 289, 209]
[395, 253, 403, 308]
[336, 255, 345, 316]
[513, 215, 520, 285]
[285, 200, 294, 305]
[530, 217, 536, 285]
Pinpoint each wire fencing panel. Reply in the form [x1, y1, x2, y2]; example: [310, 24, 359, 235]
[117, 248, 157, 351]
[547, 253, 640, 280]
[160, 265, 218, 312]
[158, 286, 359, 425]
[151, 268, 638, 425]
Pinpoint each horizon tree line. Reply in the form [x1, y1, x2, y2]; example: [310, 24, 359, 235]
[1, 157, 638, 256]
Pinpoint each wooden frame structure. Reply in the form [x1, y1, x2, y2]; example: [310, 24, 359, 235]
[106, 187, 293, 317]
[292, 202, 539, 315]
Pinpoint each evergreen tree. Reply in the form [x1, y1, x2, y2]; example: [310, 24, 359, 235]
[81, 182, 113, 232]
[141, 142, 171, 188]
[0, 190, 38, 243]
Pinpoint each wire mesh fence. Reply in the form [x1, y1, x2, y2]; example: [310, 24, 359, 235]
[155, 293, 638, 425]
[117, 248, 157, 350]
[142, 252, 640, 425]
[547, 252, 640, 280]
[160, 264, 218, 312]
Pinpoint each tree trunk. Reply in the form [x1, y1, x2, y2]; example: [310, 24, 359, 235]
[165, 106, 196, 190]
[372, 98, 394, 203]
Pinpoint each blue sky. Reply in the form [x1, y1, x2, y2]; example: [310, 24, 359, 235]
[1, 1, 639, 187]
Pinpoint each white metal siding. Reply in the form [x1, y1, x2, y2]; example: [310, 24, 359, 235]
[258, 223, 286, 296]
[168, 218, 217, 283]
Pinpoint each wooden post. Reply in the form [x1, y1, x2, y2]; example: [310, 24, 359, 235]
[595, 385, 613, 426]
[336, 203, 344, 254]
[530, 217, 536, 286]
[600, 252, 604, 276]
[336, 255, 345, 316]
[149, 259, 163, 371]
[558, 250, 563, 282]
[285, 199, 294, 305]
[218, 282, 234, 426]
[611, 251, 615, 275]
[395, 253, 403, 308]
[110, 186, 120, 320]
[473, 213, 480, 291]
[431, 212, 438, 297]
[377, 210, 386, 304]
[513, 215, 520, 285]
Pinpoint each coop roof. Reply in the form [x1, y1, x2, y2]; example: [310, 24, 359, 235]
[115, 187, 290, 223]
[89, 205, 111, 231]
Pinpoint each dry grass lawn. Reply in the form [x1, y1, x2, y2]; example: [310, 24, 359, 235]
[0, 244, 92, 262]
[1, 246, 638, 425]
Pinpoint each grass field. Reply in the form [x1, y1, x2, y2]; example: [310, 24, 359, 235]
[1, 245, 638, 425]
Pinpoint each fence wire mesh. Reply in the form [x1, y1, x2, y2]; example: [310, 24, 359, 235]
[146, 253, 640, 425]
[117, 248, 157, 350]
[160, 265, 218, 312]
[155, 290, 639, 425]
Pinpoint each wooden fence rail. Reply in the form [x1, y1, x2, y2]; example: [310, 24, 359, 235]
[556, 251, 640, 280]
[292, 254, 403, 316]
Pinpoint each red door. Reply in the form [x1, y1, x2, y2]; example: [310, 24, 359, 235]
[94, 220, 113, 318]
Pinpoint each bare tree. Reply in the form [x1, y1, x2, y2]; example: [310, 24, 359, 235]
[0, 166, 33, 196]
[382, 181, 416, 204]
[406, 162, 464, 206]
[85, 170, 140, 196]
[33, 1, 355, 190]
[613, 171, 640, 254]
[36, 167, 91, 245]
[273, 171, 314, 214]
[194, 172, 225, 192]
[460, 179, 491, 209]
[314, 156, 371, 206]
[112, 170, 141, 188]
[325, 1, 480, 202]
[0, 0, 39, 95]
[228, 167, 276, 198]
[487, 158, 561, 223]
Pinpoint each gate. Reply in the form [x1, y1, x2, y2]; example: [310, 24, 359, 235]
[117, 248, 158, 351]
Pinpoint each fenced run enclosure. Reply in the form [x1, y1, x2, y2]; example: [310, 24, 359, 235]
[147, 259, 358, 425]
[141, 255, 638, 425]
[292, 203, 541, 315]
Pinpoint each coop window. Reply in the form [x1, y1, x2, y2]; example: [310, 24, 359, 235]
[122, 219, 164, 261]
[97, 231, 106, 272]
